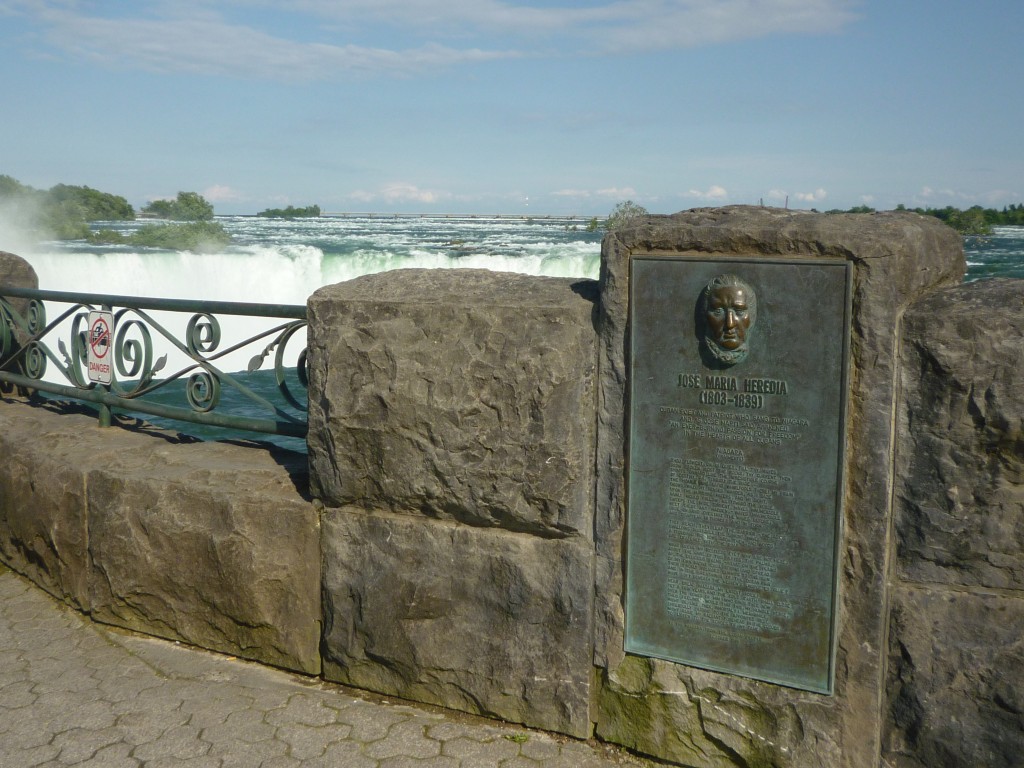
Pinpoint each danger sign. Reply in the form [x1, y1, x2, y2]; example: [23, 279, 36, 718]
[87, 310, 114, 384]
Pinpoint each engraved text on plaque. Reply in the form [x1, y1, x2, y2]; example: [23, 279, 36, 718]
[625, 256, 850, 693]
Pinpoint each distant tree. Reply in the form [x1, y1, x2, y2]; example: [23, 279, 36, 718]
[47, 184, 134, 221]
[141, 191, 214, 221]
[118, 221, 231, 251]
[947, 206, 991, 236]
[0, 174, 33, 198]
[257, 204, 321, 218]
[43, 200, 91, 240]
[605, 200, 649, 230]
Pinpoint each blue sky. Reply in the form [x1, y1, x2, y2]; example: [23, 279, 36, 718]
[1, 0, 1021, 215]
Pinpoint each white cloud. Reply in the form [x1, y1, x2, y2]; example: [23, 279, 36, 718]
[294, 0, 859, 53]
[550, 186, 640, 202]
[348, 183, 452, 205]
[795, 188, 827, 203]
[203, 185, 243, 203]
[16, 3, 516, 80]
[595, 187, 638, 199]
[686, 185, 728, 201]
[7, 0, 860, 79]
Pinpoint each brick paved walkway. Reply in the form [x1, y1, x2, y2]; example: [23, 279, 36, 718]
[0, 565, 653, 768]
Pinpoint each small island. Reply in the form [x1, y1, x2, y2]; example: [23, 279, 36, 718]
[256, 204, 321, 219]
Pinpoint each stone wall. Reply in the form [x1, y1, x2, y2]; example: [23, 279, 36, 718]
[2, 222, 1022, 767]
[885, 279, 1024, 768]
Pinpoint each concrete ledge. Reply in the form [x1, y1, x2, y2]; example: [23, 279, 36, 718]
[0, 398, 321, 674]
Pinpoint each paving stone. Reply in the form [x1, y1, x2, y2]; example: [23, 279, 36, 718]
[274, 722, 354, 760]
[201, 708, 279, 745]
[378, 756, 462, 768]
[1, 743, 62, 766]
[301, 740, 378, 768]
[51, 726, 124, 764]
[363, 719, 443, 760]
[130, 724, 212, 761]
[89, 741, 141, 768]
[265, 693, 342, 728]
[441, 735, 522, 765]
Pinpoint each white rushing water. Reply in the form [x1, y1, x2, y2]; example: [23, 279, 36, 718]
[14, 215, 603, 376]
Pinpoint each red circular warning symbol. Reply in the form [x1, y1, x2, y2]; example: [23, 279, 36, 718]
[89, 317, 111, 359]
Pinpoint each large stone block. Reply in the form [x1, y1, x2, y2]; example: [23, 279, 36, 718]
[883, 586, 1024, 768]
[896, 279, 1024, 589]
[0, 250, 39, 388]
[307, 269, 598, 537]
[321, 507, 594, 737]
[0, 402, 91, 609]
[86, 440, 321, 674]
[592, 207, 964, 766]
[0, 250, 37, 295]
[0, 398, 320, 674]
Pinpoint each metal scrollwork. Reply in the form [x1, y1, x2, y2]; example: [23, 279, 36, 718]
[26, 299, 46, 336]
[64, 311, 93, 387]
[186, 370, 220, 412]
[23, 341, 47, 380]
[274, 323, 308, 412]
[110, 316, 166, 396]
[186, 313, 221, 358]
[0, 286, 308, 439]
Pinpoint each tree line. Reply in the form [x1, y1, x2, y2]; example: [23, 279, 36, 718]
[591, 199, 1024, 236]
[825, 203, 1024, 235]
[0, 176, 230, 250]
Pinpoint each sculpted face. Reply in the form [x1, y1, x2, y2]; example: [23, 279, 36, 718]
[705, 285, 751, 351]
[700, 275, 756, 365]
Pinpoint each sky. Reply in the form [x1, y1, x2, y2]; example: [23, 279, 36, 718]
[1, 0, 1021, 216]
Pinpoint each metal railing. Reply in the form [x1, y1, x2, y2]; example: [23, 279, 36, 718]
[0, 286, 308, 438]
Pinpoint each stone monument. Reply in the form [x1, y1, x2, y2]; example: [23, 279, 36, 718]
[593, 206, 963, 767]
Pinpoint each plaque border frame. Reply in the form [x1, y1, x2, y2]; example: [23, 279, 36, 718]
[624, 254, 853, 694]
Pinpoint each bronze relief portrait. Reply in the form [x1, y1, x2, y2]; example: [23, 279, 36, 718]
[698, 274, 757, 366]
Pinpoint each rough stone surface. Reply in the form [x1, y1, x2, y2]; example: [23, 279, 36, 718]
[883, 278, 1024, 768]
[0, 398, 321, 674]
[592, 206, 964, 767]
[307, 268, 599, 538]
[895, 279, 1024, 589]
[0, 249, 37, 296]
[321, 507, 595, 738]
[883, 586, 1024, 768]
[0, 403, 90, 609]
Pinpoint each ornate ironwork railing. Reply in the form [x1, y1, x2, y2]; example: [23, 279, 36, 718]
[0, 286, 307, 438]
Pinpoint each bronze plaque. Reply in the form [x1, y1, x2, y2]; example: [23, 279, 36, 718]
[625, 255, 851, 693]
